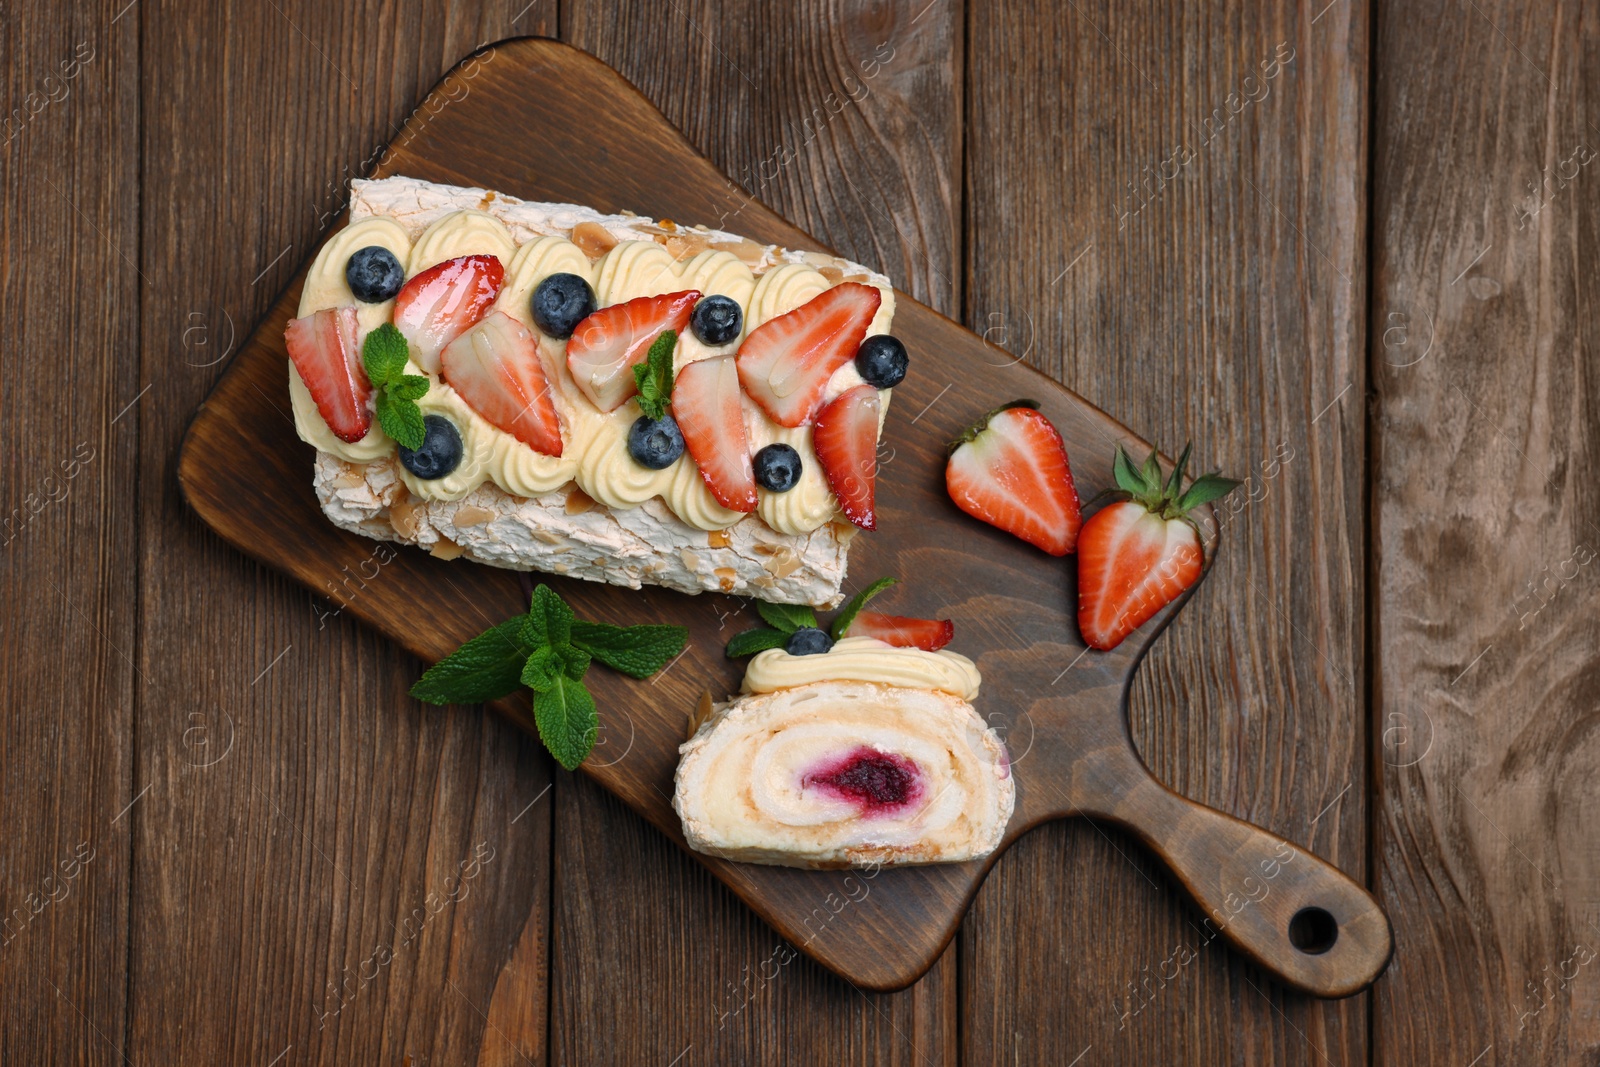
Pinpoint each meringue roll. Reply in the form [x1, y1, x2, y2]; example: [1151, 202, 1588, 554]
[674, 679, 1014, 869]
[295, 175, 904, 609]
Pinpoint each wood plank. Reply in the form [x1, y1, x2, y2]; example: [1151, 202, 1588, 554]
[0, 1, 138, 1062]
[962, 0, 1372, 1061]
[129, 4, 554, 1064]
[1370, 0, 1599, 1062]
[553, 3, 963, 1060]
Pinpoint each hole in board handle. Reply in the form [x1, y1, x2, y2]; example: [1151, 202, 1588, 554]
[1288, 906, 1339, 955]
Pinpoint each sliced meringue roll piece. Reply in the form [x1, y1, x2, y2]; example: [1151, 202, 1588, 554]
[674, 680, 1014, 868]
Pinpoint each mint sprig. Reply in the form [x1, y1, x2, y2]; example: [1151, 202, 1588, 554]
[727, 577, 904, 657]
[362, 322, 431, 450]
[632, 330, 677, 421]
[411, 584, 688, 770]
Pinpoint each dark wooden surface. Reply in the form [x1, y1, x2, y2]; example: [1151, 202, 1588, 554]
[1370, 0, 1600, 1064]
[0, 3, 1589, 1066]
[176, 36, 1391, 999]
[961, 2, 1375, 1063]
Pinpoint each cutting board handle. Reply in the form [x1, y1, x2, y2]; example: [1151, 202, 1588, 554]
[1096, 771, 1392, 997]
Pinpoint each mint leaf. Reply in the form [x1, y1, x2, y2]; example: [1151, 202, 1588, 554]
[534, 675, 598, 771]
[410, 617, 530, 704]
[392, 374, 430, 401]
[520, 646, 559, 691]
[756, 601, 817, 633]
[571, 620, 687, 678]
[519, 644, 589, 685]
[521, 584, 575, 649]
[830, 576, 898, 640]
[362, 322, 411, 384]
[364, 324, 429, 449]
[726, 627, 789, 658]
[632, 330, 677, 421]
[376, 391, 426, 451]
[555, 644, 591, 681]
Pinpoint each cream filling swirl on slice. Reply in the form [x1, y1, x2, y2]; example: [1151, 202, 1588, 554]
[741, 635, 981, 701]
[674, 679, 1012, 869]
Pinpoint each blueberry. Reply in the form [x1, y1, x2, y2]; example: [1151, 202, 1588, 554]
[691, 295, 743, 346]
[398, 415, 463, 479]
[345, 246, 405, 303]
[627, 415, 685, 469]
[753, 443, 803, 492]
[785, 626, 834, 656]
[531, 272, 598, 339]
[854, 335, 909, 388]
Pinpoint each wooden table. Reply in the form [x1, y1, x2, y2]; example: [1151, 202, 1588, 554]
[3, 1, 1590, 1062]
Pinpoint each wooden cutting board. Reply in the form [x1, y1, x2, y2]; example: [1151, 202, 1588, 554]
[178, 37, 1390, 996]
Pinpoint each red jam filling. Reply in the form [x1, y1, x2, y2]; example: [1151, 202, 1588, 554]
[802, 747, 923, 816]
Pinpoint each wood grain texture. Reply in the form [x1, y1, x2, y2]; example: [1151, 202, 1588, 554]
[174, 39, 1138, 993]
[130, 3, 554, 1065]
[563, 0, 965, 316]
[0, 0, 139, 1063]
[961, 0, 1373, 1060]
[1370, 0, 1600, 1062]
[178, 33, 1386, 1014]
[554, 3, 966, 1061]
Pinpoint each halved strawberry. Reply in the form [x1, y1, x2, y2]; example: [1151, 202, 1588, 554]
[565, 290, 700, 412]
[945, 401, 1082, 556]
[285, 306, 371, 443]
[672, 355, 757, 512]
[440, 310, 564, 456]
[845, 611, 954, 651]
[812, 383, 880, 530]
[391, 254, 504, 373]
[1076, 445, 1238, 651]
[736, 282, 881, 427]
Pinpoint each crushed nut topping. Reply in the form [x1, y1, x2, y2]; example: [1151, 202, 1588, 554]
[710, 237, 767, 268]
[571, 220, 619, 259]
[687, 689, 715, 738]
[389, 497, 421, 539]
[428, 536, 464, 560]
[663, 233, 711, 261]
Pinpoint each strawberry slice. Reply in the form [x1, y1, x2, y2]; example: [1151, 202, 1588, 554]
[1076, 445, 1238, 650]
[391, 254, 504, 373]
[440, 310, 564, 456]
[845, 611, 954, 651]
[565, 290, 700, 412]
[812, 383, 881, 530]
[673, 355, 757, 512]
[285, 306, 371, 443]
[736, 282, 881, 427]
[945, 401, 1082, 556]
